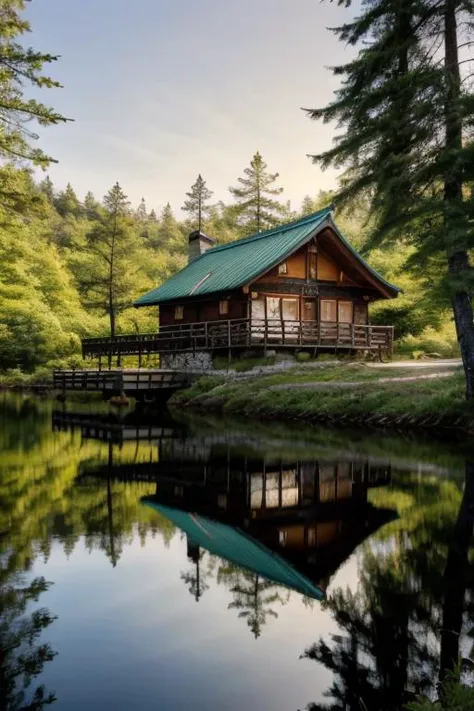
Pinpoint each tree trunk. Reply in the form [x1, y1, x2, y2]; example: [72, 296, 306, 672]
[448, 254, 474, 399]
[443, 0, 474, 399]
[439, 461, 474, 686]
[109, 305, 115, 339]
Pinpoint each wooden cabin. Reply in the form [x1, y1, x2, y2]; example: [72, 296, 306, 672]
[82, 206, 399, 363]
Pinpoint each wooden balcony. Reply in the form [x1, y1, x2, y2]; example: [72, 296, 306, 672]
[82, 318, 394, 361]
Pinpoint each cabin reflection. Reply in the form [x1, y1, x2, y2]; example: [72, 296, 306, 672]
[53, 408, 395, 595]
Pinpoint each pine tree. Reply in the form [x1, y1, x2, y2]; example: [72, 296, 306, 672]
[39, 175, 55, 204]
[306, 0, 474, 398]
[55, 183, 81, 218]
[182, 174, 213, 233]
[79, 183, 142, 338]
[229, 151, 285, 234]
[0, 1, 68, 167]
[157, 203, 186, 254]
[136, 197, 148, 222]
[83, 191, 100, 220]
[301, 195, 316, 217]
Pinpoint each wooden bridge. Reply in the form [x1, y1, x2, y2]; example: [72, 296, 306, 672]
[81, 318, 394, 361]
[53, 368, 192, 400]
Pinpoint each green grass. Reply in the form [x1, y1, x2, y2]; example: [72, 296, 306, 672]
[212, 355, 276, 372]
[172, 364, 473, 431]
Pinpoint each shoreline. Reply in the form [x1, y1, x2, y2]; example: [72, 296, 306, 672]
[170, 362, 473, 437]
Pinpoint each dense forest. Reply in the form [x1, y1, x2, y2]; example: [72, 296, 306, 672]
[0, 163, 458, 375]
[0, 0, 465, 376]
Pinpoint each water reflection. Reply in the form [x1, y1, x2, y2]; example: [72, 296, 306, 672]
[59, 407, 396, 614]
[302, 461, 474, 710]
[1, 393, 473, 709]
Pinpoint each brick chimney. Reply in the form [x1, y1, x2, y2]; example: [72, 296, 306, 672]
[188, 230, 216, 263]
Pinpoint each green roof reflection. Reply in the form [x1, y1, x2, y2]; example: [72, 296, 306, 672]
[143, 500, 324, 601]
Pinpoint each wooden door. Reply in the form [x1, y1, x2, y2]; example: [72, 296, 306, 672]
[338, 301, 354, 323]
[338, 301, 353, 344]
[303, 299, 316, 321]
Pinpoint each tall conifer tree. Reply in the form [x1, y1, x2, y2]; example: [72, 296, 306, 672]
[229, 151, 285, 234]
[306, 0, 474, 398]
[0, 0, 68, 166]
[182, 174, 213, 233]
[80, 183, 142, 338]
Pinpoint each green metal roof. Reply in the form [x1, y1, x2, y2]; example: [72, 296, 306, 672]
[134, 207, 399, 306]
[143, 500, 324, 600]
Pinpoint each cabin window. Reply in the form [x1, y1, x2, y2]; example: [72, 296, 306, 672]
[320, 299, 337, 322]
[174, 305, 184, 320]
[309, 251, 317, 280]
[338, 301, 354, 324]
[266, 297, 281, 321]
[278, 261, 288, 275]
[282, 298, 299, 322]
[219, 299, 229, 316]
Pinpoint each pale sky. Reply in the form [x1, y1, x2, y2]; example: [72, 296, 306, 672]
[26, 0, 357, 214]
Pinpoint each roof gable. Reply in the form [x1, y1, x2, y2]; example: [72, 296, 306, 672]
[134, 207, 399, 306]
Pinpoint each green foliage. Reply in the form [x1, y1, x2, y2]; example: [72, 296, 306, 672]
[0, 574, 57, 710]
[229, 151, 285, 234]
[397, 325, 460, 360]
[0, 0, 68, 168]
[72, 182, 150, 337]
[406, 672, 474, 710]
[306, 0, 474, 395]
[182, 174, 213, 233]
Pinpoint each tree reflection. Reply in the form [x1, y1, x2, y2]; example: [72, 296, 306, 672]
[0, 574, 57, 710]
[0, 394, 177, 709]
[218, 564, 289, 638]
[302, 465, 474, 710]
[180, 540, 210, 602]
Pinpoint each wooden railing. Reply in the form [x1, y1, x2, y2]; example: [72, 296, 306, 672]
[53, 368, 190, 392]
[82, 319, 394, 359]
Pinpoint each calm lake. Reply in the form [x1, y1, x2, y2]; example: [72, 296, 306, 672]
[1, 392, 473, 711]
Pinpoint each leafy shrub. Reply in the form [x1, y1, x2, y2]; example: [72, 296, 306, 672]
[397, 325, 459, 360]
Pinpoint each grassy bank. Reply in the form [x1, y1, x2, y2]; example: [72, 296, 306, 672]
[171, 362, 473, 434]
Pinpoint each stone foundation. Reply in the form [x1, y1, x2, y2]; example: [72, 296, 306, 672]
[161, 351, 213, 371]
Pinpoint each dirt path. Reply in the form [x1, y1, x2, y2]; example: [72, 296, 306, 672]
[270, 371, 457, 391]
[367, 358, 461, 369]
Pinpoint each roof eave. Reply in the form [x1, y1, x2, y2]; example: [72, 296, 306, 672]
[326, 217, 400, 300]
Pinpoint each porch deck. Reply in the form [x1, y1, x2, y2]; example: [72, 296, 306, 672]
[81, 318, 394, 361]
